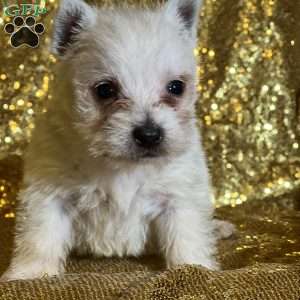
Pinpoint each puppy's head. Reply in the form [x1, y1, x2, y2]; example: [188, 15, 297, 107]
[53, 0, 202, 162]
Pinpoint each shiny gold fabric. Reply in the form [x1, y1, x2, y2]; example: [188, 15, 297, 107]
[0, 0, 300, 298]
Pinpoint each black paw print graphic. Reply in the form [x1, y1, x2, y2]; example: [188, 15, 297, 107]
[4, 16, 45, 48]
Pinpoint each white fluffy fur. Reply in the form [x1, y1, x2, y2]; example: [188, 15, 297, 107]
[1, 0, 233, 281]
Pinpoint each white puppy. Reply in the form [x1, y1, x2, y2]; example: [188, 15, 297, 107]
[2, 0, 230, 281]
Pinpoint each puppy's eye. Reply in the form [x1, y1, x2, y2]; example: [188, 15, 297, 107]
[95, 81, 118, 100]
[167, 80, 185, 96]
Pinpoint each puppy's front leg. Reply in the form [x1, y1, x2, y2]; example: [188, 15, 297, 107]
[155, 205, 218, 270]
[1, 185, 73, 281]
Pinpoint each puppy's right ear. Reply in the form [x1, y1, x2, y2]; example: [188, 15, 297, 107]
[52, 0, 97, 56]
[163, 0, 202, 40]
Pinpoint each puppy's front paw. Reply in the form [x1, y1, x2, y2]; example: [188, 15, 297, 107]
[0, 270, 24, 282]
[167, 258, 219, 271]
[0, 272, 10, 282]
[1, 261, 62, 282]
[166, 252, 220, 271]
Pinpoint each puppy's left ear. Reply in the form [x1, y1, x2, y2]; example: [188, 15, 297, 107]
[164, 0, 202, 39]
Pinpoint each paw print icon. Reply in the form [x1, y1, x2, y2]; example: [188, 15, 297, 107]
[4, 16, 45, 48]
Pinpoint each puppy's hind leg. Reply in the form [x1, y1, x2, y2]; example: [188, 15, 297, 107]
[1, 184, 73, 281]
[213, 219, 236, 240]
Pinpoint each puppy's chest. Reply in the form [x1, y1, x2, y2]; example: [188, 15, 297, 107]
[77, 169, 168, 220]
[74, 168, 171, 256]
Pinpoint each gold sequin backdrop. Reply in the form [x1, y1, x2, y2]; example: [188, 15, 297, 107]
[0, 0, 300, 219]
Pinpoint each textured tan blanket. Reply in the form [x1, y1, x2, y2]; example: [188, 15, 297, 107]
[1, 193, 299, 300]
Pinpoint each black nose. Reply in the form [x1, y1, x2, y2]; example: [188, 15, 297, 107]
[133, 124, 164, 148]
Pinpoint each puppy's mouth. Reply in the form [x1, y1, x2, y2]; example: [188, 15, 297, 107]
[133, 147, 167, 161]
[141, 151, 160, 158]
